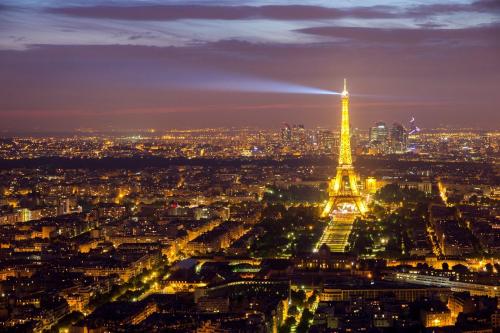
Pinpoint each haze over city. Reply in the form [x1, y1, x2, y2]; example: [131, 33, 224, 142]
[1, 0, 499, 132]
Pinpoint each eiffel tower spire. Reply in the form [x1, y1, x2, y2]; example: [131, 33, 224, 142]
[339, 79, 352, 167]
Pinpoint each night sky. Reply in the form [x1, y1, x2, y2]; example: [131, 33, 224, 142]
[1, 0, 499, 132]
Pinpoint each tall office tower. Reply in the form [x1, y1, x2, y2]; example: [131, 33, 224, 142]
[280, 123, 292, 143]
[322, 80, 367, 218]
[407, 117, 421, 152]
[408, 117, 420, 135]
[369, 122, 389, 148]
[390, 122, 407, 153]
[292, 124, 306, 146]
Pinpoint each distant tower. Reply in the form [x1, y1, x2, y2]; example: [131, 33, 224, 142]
[390, 122, 407, 153]
[408, 117, 420, 135]
[281, 123, 292, 143]
[369, 122, 388, 144]
[407, 117, 420, 152]
[322, 79, 367, 218]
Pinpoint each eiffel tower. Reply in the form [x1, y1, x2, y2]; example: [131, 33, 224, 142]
[322, 79, 367, 219]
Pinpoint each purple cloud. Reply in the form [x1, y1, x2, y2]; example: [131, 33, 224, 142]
[44, 1, 500, 23]
[297, 24, 500, 47]
[47, 4, 397, 21]
[405, 0, 500, 17]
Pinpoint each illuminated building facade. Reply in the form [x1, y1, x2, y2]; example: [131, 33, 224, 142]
[370, 122, 389, 145]
[322, 80, 367, 218]
[318, 80, 367, 253]
[390, 122, 407, 153]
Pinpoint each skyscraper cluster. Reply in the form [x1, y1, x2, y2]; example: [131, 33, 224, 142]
[369, 121, 409, 154]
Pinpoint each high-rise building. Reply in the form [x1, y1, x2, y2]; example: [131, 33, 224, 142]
[281, 123, 309, 148]
[280, 123, 292, 143]
[369, 122, 389, 153]
[369, 122, 388, 144]
[408, 117, 420, 135]
[407, 117, 421, 152]
[390, 122, 407, 153]
[291, 124, 306, 146]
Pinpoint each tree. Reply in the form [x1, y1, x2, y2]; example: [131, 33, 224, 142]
[296, 309, 314, 333]
[291, 289, 307, 307]
[442, 262, 449, 271]
[288, 305, 298, 317]
[452, 264, 469, 274]
[306, 291, 318, 307]
[416, 263, 429, 270]
[375, 184, 402, 203]
[279, 316, 296, 333]
[49, 311, 84, 333]
[372, 204, 386, 220]
[468, 194, 478, 204]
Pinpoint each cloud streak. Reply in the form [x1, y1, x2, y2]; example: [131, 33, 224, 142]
[297, 23, 500, 47]
[44, 1, 500, 23]
[47, 4, 397, 21]
[406, 0, 500, 17]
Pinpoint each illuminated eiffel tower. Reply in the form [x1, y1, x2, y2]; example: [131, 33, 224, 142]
[322, 79, 367, 219]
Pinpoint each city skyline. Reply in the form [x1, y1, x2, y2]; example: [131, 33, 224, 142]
[1, 0, 500, 131]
